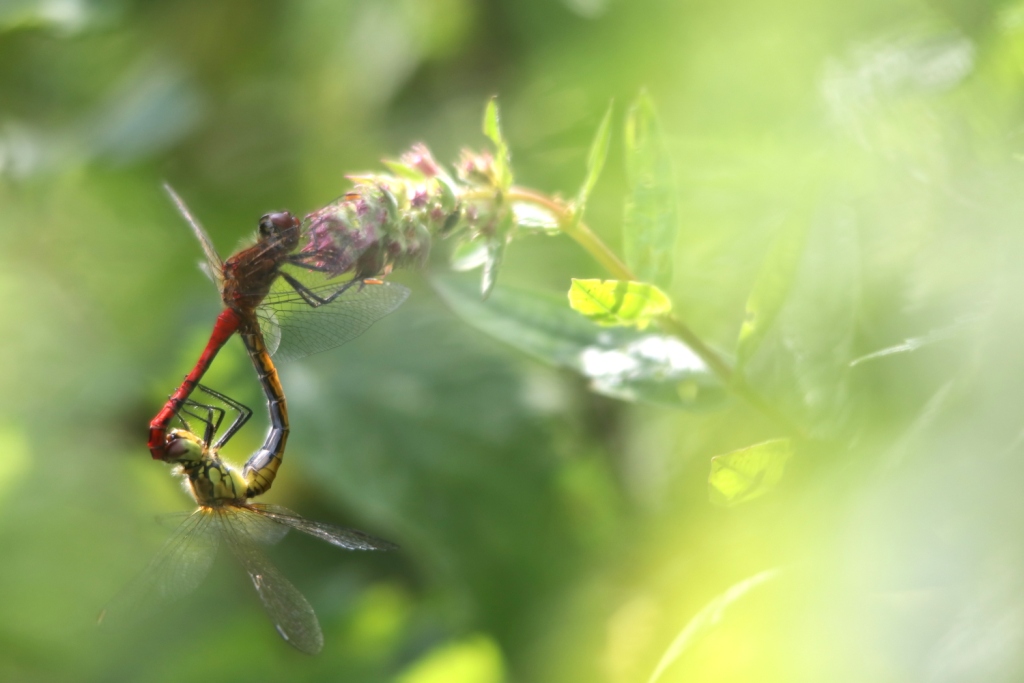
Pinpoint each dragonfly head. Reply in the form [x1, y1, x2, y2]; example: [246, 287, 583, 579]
[163, 429, 205, 464]
[258, 211, 301, 251]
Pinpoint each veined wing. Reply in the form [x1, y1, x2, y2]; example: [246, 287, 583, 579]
[99, 509, 217, 626]
[249, 503, 398, 551]
[164, 183, 225, 288]
[217, 506, 323, 655]
[256, 277, 409, 362]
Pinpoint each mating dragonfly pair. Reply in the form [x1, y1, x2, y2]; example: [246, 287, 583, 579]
[107, 187, 411, 654]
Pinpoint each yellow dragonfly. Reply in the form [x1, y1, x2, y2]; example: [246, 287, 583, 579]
[102, 384, 395, 654]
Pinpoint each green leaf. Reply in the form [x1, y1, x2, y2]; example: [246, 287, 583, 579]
[848, 318, 974, 367]
[736, 214, 810, 368]
[479, 208, 515, 298]
[435, 174, 460, 214]
[708, 438, 792, 507]
[511, 201, 560, 234]
[482, 97, 513, 193]
[568, 279, 671, 330]
[623, 91, 677, 289]
[381, 158, 427, 181]
[433, 273, 724, 410]
[774, 210, 860, 436]
[572, 103, 613, 227]
[480, 237, 507, 299]
[395, 634, 505, 683]
[646, 569, 781, 683]
[449, 238, 489, 272]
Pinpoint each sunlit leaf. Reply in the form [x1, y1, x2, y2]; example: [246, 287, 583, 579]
[449, 238, 489, 272]
[623, 91, 677, 289]
[381, 158, 427, 181]
[646, 569, 781, 683]
[480, 237, 507, 299]
[482, 98, 513, 193]
[736, 213, 810, 368]
[848, 315, 977, 367]
[571, 103, 614, 229]
[568, 279, 671, 329]
[479, 209, 515, 298]
[512, 201, 560, 234]
[395, 634, 504, 683]
[708, 438, 792, 507]
[775, 211, 859, 435]
[434, 274, 724, 409]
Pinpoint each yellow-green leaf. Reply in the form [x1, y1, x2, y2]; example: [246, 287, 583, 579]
[647, 569, 781, 683]
[708, 438, 792, 506]
[482, 97, 512, 193]
[735, 213, 810, 368]
[568, 279, 671, 329]
[432, 273, 726, 410]
[623, 91, 677, 289]
[572, 102, 613, 228]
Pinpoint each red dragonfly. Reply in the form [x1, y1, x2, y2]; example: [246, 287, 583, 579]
[148, 186, 409, 474]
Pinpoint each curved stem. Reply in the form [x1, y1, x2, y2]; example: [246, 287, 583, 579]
[505, 187, 735, 381]
[484, 185, 804, 438]
[506, 187, 634, 280]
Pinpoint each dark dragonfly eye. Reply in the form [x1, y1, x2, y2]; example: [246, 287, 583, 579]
[258, 212, 298, 238]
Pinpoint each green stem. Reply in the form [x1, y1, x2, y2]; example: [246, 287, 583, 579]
[505, 187, 634, 280]
[497, 186, 805, 439]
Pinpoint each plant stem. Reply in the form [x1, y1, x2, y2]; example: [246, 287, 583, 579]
[498, 186, 805, 439]
[506, 187, 734, 378]
[506, 187, 634, 280]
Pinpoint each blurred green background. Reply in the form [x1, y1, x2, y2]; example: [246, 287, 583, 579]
[3, 0, 1024, 681]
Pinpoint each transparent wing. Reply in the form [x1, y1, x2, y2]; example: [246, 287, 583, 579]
[99, 509, 217, 626]
[257, 276, 409, 362]
[257, 306, 282, 358]
[249, 503, 398, 551]
[163, 183, 225, 288]
[216, 507, 324, 655]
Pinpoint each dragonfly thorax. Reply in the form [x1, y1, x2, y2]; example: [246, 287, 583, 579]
[220, 212, 301, 313]
[165, 429, 248, 506]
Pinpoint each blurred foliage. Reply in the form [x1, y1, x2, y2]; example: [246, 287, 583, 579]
[4, 0, 1024, 682]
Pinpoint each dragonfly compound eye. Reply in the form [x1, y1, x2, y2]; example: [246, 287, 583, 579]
[259, 211, 297, 231]
[258, 212, 300, 245]
[164, 430, 204, 463]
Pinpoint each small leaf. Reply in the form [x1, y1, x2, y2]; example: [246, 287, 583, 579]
[449, 238, 489, 272]
[848, 316, 977, 367]
[435, 175, 460, 214]
[647, 569, 781, 683]
[623, 91, 677, 289]
[480, 237, 507, 299]
[512, 201, 560, 234]
[433, 274, 724, 410]
[479, 209, 515, 298]
[482, 97, 513, 193]
[708, 438, 792, 507]
[381, 159, 427, 181]
[568, 279, 671, 330]
[774, 209, 860, 436]
[736, 214, 810, 368]
[572, 103, 614, 227]
[380, 185, 400, 224]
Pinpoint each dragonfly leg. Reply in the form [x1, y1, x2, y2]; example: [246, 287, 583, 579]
[279, 272, 362, 309]
[193, 384, 253, 450]
[178, 400, 223, 447]
[285, 252, 339, 273]
[176, 384, 254, 451]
